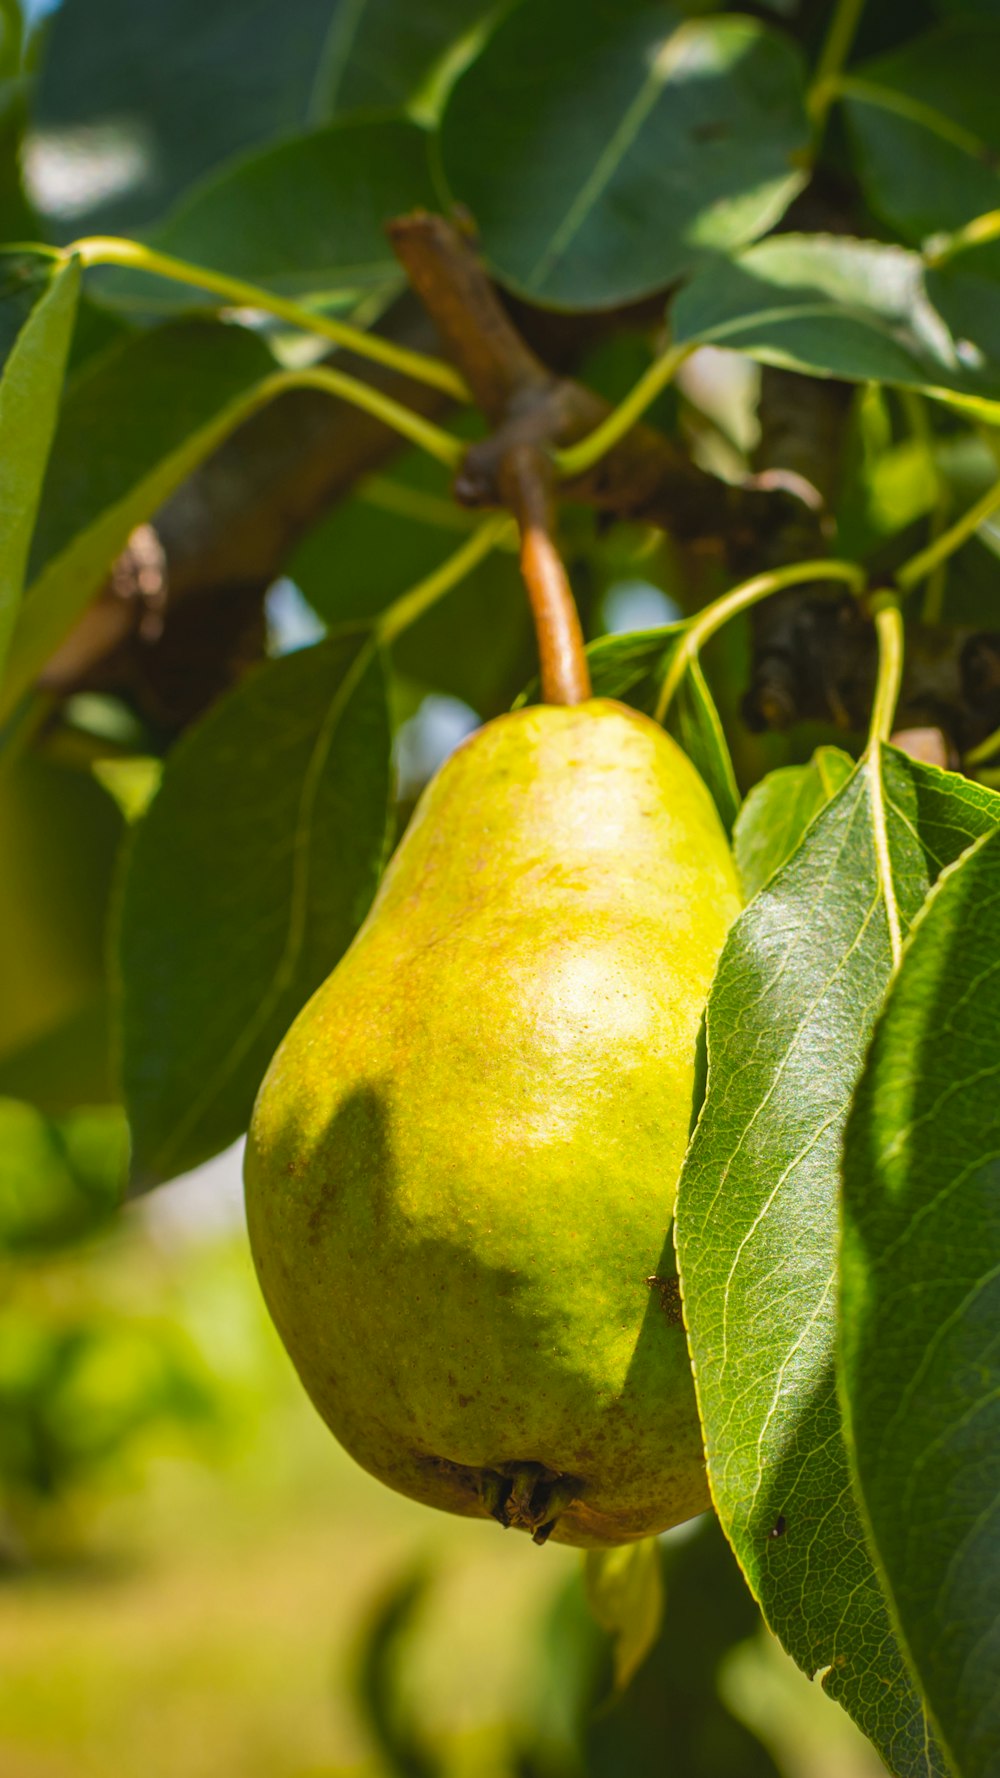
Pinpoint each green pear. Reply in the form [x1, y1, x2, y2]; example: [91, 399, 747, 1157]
[244, 699, 740, 1546]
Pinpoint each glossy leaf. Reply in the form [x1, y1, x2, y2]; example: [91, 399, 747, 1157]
[844, 24, 1000, 252]
[676, 749, 1000, 1774]
[733, 746, 854, 900]
[842, 822, 1000, 1778]
[132, 118, 438, 308]
[438, 3, 809, 309]
[1, 319, 275, 720]
[118, 632, 392, 1187]
[30, 0, 338, 235]
[0, 253, 78, 683]
[672, 234, 1000, 413]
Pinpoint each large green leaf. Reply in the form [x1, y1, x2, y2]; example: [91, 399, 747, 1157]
[675, 749, 1000, 1773]
[843, 23, 1000, 254]
[125, 117, 438, 309]
[438, 2, 809, 309]
[0, 318, 275, 720]
[0, 253, 78, 684]
[841, 823, 1000, 1778]
[673, 233, 1000, 408]
[30, 0, 339, 236]
[733, 746, 854, 900]
[118, 631, 392, 1187]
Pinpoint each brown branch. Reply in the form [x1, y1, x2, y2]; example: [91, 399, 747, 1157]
[388, 211, 803, 559]
[499, 444, 591, 706]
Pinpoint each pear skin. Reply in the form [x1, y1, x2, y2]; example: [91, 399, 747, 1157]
[245, 699, 740, 1546]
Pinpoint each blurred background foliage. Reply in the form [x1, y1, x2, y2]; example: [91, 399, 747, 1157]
[1, 1158, 886, 1778]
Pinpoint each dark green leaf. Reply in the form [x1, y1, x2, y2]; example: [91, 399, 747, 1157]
[291, 458, 532, 715]
[733, 746, 854, 899]
[0, 1100, 126, 1253]
[127, 118, 438, 309]
[118, 632, 392, 1187]
[672, 234, 1000, 413]
[1, 319, 275, 721]
[319, 0, 499, 120]
[438, 3, 809, 309]
[841, 823, 1000, 1778]
[0, 253, 78, 682]
[0, 752, 123, 1111]
[844, 24, 1000, 252]
[31, 0, 338, 235]
[583, 624, 739, 831]
[676, 748, 1000, 1773]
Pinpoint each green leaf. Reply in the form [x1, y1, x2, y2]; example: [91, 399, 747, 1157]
[318, 0, 499, 121]
[125, 117, 438, 310]
[841, 823, 1000, 1778]
[0, 1100, 126, 1254]
[584, 1538, 664, 1695]
[669, 656, 740, 835]
[672, 234, 1000, 414]
[0, 752, 124, 1111]
[733, 747, 854, 900]
[438, 4, 809, 309]
[118, 631, 392, 1187]
[291, 455, 532, 716]
[31, 0, 339, 235]
[843, 24, 1000, 253]
[675, 748, 1000, 1774]
[0, 319, 275, 721]
[583, 624, 740, 832]
[0, 254, 78, 684]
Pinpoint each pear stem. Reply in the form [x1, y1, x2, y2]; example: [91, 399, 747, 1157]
[500, 444, 591, 706]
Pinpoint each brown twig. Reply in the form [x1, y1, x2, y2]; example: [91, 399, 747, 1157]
[388, 211, 797, 556]
[499, 444, 591, 706]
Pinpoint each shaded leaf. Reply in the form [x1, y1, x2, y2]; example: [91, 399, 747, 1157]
[0, 253, 78, 683]
[118, 631, 392, 1187]
[30, 0, 338, 235]
[291, 453, 532, 715]
[439, 3, 809, 309]
[841, 822, 1000, 1778]
[319, 0, 499, 120]
[1, 319, 275, 720]
[122, 117, 438, 310]
[676, 748, 1000, 1773]
[672, 234, 1000, 415]
[844, 24, 1000, 256]
[733, 746, 855, 900]
[584, 1538, 664, 1695]
[0, 752, 123, 1111]
[583, 624, 739, 831]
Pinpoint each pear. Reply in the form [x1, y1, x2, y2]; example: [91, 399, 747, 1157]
[244, 698, 740, 1546]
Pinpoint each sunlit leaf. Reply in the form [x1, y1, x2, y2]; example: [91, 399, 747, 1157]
[842, 820, 1000, 1778]
[676, 749, 1000, 1773]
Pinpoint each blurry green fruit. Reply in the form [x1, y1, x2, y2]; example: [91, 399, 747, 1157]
[245, 700, 739, 1546]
